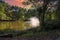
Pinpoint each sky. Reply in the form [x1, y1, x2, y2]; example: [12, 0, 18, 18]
[3, 0, 35, 10]
[4, 0, 27, 8]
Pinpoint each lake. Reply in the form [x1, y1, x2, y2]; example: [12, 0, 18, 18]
[0, 20, 31, 31]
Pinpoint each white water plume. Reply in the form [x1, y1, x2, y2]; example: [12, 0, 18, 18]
[29, 17, 40, 28]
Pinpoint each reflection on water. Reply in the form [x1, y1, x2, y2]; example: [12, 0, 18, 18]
[0, 17, 40, 31]
[0, 21, 31, 31]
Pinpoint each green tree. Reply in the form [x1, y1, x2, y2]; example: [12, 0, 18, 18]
[5, 6, 25, 20]
[0, 1, 9, 20]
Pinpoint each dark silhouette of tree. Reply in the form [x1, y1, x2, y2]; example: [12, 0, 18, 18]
[56, 0, 60, 20]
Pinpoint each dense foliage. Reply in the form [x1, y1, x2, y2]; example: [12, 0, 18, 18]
[0, 0, 60, 31]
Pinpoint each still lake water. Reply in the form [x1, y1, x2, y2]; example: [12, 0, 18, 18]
[0, 21, 31, 31]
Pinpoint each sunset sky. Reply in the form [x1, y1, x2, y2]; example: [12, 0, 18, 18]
[4, 0, 35, 10]
[3, 0, 44, 10]
[4, 0, 27, 8]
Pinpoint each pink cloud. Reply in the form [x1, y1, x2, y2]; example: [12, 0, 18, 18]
[4, 0, 25, 8]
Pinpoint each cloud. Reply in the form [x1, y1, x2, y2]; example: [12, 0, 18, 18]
[4, 0, 25, 8]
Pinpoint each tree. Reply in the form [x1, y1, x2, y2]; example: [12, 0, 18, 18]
[0, 1, 9, 20]
[42, 0, 60, 30]
[56, 0, 60, 20]
[5, 6, 25, 20]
